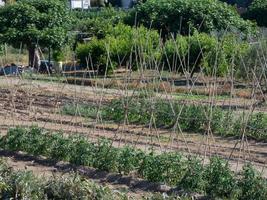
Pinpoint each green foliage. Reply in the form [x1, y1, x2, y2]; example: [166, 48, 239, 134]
[0, 0, 72, 49]
[243, 0, 267, 27]
[76, 37, 106, 68]
[73, 7, 127, 39]
[117, 146, 144, 175]
[127, 0, 256, 37]
[238, 164, 267, 200]
[61, 103, 98, 119]
[0, 159, 124, 199]
[62, 97, 267, 142]
[163, 31, 249, 76]
[219, 0, 253, 7]
[141, 152, 187, 185]
[102, 98, 225, 132]
[94, 139, 118, 171]
[102, 97, 267, 141]
[246, 113, 267, 141]
[179, 157, 205, 193]
[1, 127, 266, 199]
[76, 23, 161, 73]
[204, 157, 237, 198]
[236, 39, 267, 81]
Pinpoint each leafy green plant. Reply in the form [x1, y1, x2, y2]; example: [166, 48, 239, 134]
[1, 127, 266, 199]
[76, 23, 161, 73]
[179, 157, 205, 193]
[117, 146, 144, 175]
[0, 159, 125, 200]
[238, 164, 267, 200]
[163, 31, 249, 77]
[126, 0, 256, 37]
[0, 0, 72, 68]
[93, 139, 118, 171]
[204, 157, 237, 198]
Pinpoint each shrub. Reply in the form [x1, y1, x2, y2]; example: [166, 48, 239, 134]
[76, 37, 107, 71]
[73, 7, 127, 39]
[117, 146, 144, 175]
[163, 32, 249, 77]
[127, 0, 256, 37]
[179, 157, 205, 193]
[203, 34, 249, 76]
[76, 23, 161, 73]
[93, 139, 118, 171]
[246, 112, 267, 141]
[236, 38, 267, 82]
[204, 157, 237, 198]
[238, 164, 267, 200]
[163, 35, 188, 72]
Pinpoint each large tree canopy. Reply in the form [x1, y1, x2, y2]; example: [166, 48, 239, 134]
[127, 0, 256, 37]
[0, 0, 71, 67]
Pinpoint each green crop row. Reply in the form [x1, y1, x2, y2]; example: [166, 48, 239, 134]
[0, 158, 186, 200]
[62, 98, 267, 142]
[0, 127, 266, 200]
[0, 159, 126, 200]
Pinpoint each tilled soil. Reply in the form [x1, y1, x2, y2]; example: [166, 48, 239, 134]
[0, 77, 266, 191]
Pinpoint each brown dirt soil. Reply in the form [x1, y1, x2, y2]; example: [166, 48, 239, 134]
[0, 77, 266, 185]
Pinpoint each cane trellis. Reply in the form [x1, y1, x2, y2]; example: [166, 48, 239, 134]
[0, 31, 266, 185]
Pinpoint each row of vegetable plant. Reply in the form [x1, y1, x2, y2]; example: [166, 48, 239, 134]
[0, 127, 266, 199]
[0, 159, 126, 200]
[62, 98, 267, 142]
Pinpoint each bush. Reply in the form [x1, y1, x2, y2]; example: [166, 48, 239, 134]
[127, 0, 256, 37]
[163, 35, 188, 72]
[204, 157, 237, 198]
[73, 7, 127, 39]
[179, 157, 205, 193]
[243, 0, 267, 27]
[236, 38, 267, 82]
[76, 37, 107, 71]
[163, 32, 249, 77]
[238, 164, 267, 200]
[76, 23, 161, 73]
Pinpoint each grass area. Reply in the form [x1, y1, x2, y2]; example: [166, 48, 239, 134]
[0, 127, 266, 200]
[21, 72, 66, 83]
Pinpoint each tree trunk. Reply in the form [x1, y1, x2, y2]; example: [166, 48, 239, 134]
[28, 45, 40, 70]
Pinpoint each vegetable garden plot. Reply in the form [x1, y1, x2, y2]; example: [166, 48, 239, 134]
[0, 127, 266, 199]
[1, 28, 267, 199]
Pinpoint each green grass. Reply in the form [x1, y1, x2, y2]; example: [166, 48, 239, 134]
[21, 72, 66, 83]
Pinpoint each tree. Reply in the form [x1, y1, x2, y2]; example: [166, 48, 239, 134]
[219, 0, 253, 8]
[0, 0, 71, 68]
[126, 0, 256, 37]
[243, 0, 267, 27]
